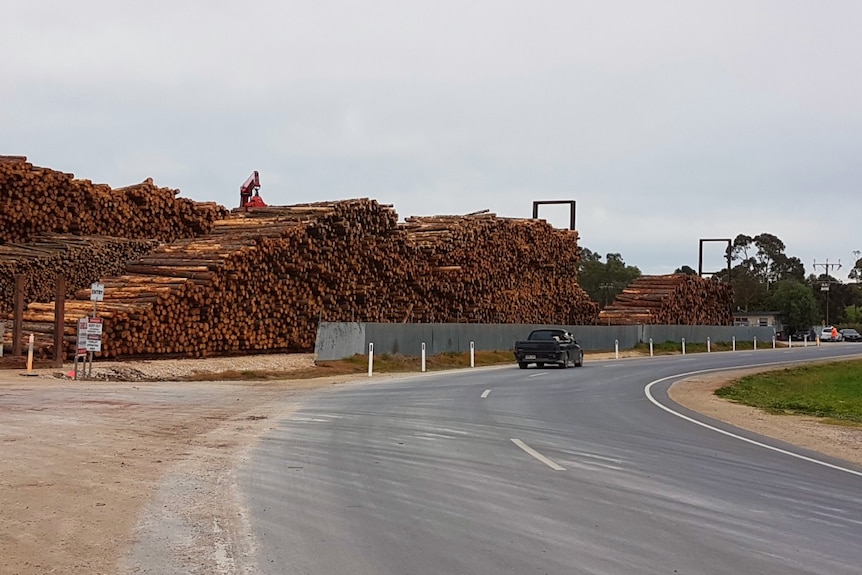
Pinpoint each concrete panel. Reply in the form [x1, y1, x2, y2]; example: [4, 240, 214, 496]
[314, 322, 365, 360]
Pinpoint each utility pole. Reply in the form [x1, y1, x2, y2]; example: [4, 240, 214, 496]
[813, 259, 842, 326]
[853, 250, 861, 321]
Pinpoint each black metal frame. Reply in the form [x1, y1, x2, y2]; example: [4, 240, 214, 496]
[698, 238, 732, 279]
[532, 200, 576, 230]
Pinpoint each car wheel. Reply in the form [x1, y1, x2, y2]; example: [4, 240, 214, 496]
[575, 352, 583, 367]
[560, 353, 569, 369]
[518, 362, 528, 369]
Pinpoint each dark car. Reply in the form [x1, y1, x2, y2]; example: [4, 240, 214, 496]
[513, 328, 584, 369]
[839, 328, 862, 342]
[790, 328, 817, 342]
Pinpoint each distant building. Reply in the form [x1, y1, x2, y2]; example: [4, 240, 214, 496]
[733, 311, 783, 332]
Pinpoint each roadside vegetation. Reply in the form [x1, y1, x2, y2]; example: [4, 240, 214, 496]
[715, 359, 862, 425]
[182, 350, 515, 381]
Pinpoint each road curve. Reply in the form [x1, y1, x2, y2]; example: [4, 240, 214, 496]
[240, 345, 862, 574]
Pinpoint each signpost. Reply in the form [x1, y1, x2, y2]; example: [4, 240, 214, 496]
[74, 282, 105, 380]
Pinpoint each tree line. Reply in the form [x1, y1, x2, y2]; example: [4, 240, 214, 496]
[578, 233, 862, 332]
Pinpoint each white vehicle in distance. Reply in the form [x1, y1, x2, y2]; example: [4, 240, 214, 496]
[820, 326, 842, 342]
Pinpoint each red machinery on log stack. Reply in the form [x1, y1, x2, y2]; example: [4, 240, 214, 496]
[239, 171, 267, 210]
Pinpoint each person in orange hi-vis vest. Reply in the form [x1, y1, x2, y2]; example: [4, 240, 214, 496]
[832, 326, 839, 341]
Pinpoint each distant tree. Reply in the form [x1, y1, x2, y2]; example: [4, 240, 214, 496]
[769, 280, 819, 333]
[577, 249, 641, 309]
[674, 265, 697, 275]
[730, 233, 805, 286]
[719, 232, 806, 311]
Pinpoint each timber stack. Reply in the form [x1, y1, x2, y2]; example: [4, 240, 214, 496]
[0, 156, 228, 245]
[598, 274, 733, 325]
[9, 199, 600, 360]
[0, 234, 159, 315]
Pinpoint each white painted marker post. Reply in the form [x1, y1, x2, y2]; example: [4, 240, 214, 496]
[681, 338, 686, 355]
[732, 336, 736, 351]
[788, 337, 792, 349]
[26, 333, 34, 374]
[614, 339, 619, 360]
[470, 341, 475, 368]
[649, 338, 654, 357]
[753, 336, 757, 351]
[421, 342, 426, 372]
[368, 343, 374, 377]
[772, 336, 776, 350]
[707, 337, 711, 353]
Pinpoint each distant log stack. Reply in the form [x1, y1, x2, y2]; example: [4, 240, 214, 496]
[0, 156, 228, 245]
[598, 274, 734, 325]
[0, 234, 159, 315]
[8, 199, 600, 360]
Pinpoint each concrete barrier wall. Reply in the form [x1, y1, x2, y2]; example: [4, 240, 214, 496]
[314, 322, 779, 360]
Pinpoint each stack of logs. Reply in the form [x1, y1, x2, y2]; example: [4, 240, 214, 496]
[0, 156, 228, 245]
[598, 274, 734, 325]
[9, 199, 600, 359]
[0, 234, 159, 315]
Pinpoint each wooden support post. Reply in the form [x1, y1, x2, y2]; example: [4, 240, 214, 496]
[53, 276, 66, 368]
[13, 275, 25, 357]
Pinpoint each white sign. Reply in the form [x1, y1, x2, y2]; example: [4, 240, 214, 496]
[90, 282, 105, 302]
[77, 317, 103, 353]
[821, 282, 830, 292]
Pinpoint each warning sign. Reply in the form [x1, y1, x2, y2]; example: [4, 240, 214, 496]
[77, 317, 103, 353]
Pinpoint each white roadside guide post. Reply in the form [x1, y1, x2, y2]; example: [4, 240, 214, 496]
[614, 339, 619, 360]
[707, 337, 711, 353]
[0, 320, 5, 357]
[649, 337, 654, 357]
[772, 335, 776, 350]
[753, 336, 757, 351]
[421, 342, 426, 372]
[732, 336, 736, 351]
[470, 341, 475, 368]
[681, 338, 686, 355]
[368, 343, 374, 377]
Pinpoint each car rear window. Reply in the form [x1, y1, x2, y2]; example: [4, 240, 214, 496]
[530, 330, 559, 340]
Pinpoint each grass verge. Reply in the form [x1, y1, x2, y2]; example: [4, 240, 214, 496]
[181, 350, 515, 381]
[715, 359, 862, 424]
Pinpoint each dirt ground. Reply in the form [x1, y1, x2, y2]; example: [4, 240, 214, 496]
[1, 352, 861, 575]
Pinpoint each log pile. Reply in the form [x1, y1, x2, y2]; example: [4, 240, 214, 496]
[0, 234, 159, 315]
[598, 274, 734, 325]
[398, 211, 598, 324]
[0, 156, 228, 245]
[8, 200, 600, 359]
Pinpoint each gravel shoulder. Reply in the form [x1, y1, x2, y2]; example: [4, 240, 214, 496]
[1, 352, 861, 575]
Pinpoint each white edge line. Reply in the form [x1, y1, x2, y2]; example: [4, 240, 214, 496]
[511, 438, 566, 471]
[481, 389, 491, 398]
[643, 359, 862, 478]
[528, 372, 546, 378]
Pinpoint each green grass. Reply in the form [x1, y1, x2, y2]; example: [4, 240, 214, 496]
[182, 350, 516, 381]
[632, 340, 761, 355]
[715, 359, 862, 424]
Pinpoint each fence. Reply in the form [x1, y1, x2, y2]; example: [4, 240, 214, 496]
[314, 322, 777, 360]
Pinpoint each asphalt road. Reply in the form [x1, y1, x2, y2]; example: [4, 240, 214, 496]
[240, 345, 862, 574]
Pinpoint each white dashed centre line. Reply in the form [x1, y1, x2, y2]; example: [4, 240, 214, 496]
[481, 389, 491, 398]
[511, 438, 566, 471]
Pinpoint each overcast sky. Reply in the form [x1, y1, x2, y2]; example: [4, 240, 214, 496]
[2, 1, 860, 280]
